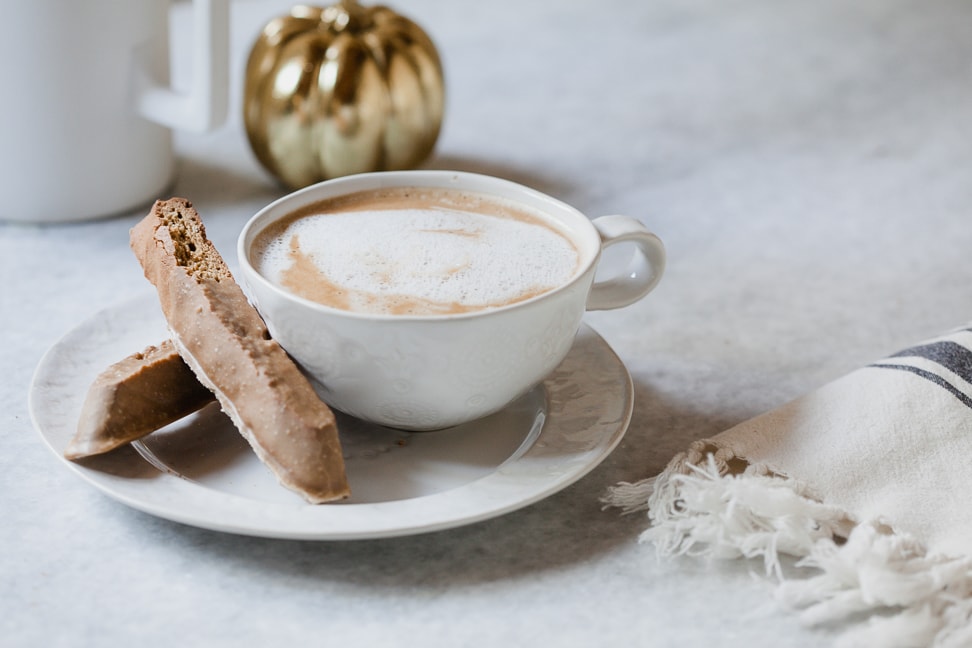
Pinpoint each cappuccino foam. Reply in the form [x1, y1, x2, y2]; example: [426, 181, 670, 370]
[252, 188, 580, 316]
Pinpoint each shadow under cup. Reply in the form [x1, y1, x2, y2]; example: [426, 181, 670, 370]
[237, 171, 654, 430]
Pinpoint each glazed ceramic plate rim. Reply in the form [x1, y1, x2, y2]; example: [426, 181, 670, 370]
[29, 293, 633, 540]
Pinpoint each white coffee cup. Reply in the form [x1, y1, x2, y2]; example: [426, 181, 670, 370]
[238, 171, 666, 430]
[0, 0, 228, 223]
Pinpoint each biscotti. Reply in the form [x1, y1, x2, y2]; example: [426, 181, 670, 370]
[65, 340, 216, 460]
[130, 198, 349, 503]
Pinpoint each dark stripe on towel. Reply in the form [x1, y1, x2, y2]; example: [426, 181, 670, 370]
[870, 363, 972, 410]
[889, 341, 972, 385]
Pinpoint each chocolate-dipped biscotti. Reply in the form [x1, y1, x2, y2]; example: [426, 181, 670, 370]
[129, 198, 349, 503]
[65, 340, 215, 460]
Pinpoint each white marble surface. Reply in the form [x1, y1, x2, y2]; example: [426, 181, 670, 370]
[4, 0, 972, 645]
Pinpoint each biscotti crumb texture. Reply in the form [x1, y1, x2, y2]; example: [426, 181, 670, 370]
[130, 198, 350, 504]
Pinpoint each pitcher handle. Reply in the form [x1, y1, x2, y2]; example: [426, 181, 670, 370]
[136, 0, 229, 132]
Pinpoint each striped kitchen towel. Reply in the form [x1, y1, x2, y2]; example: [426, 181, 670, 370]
[605, 325, 972, 647]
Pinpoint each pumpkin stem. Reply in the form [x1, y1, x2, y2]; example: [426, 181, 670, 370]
[323, 0, 372, 32]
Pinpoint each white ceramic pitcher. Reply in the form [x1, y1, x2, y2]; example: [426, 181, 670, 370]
[0, 0, 228, 223]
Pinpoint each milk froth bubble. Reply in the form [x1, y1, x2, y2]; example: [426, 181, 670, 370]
[252, 188, 580, 316]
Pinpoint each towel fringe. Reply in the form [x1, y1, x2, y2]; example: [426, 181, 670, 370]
[603, 446, 972, 647]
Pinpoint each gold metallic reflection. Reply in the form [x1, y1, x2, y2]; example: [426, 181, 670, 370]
[244, 1, 445, 189]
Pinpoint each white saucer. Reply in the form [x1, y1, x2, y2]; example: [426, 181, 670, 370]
[29, 294, 633, 540]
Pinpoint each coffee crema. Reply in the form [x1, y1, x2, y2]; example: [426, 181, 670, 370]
[251, 187, 580, 316]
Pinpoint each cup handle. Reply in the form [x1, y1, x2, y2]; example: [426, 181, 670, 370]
[135, 0, 229, 132]
[586, 215, 666, 311]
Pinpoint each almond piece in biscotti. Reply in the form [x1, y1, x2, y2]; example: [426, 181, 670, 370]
[129, 198, 349, 503]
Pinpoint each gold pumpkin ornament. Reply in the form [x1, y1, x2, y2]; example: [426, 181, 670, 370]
[243, 1, 445, 189]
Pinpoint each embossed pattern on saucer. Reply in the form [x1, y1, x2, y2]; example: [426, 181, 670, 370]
[29, 294, 633, 539]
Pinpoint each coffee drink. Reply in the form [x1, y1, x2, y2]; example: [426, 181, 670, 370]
[239, 170, 665, 428]
[251, 187, 580, 316]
